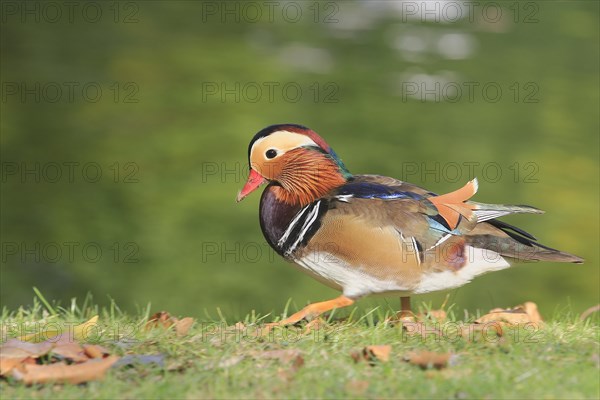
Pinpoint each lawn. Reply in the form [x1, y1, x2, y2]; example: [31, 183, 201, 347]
[1, 296, 598, 399]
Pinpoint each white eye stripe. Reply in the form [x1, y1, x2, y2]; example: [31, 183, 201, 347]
[251, 136, 267, 148]
[250, 130, 318, 161]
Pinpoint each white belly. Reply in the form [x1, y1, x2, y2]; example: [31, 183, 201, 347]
[294, 252, 410, 298]
[293, 246, 511, 298]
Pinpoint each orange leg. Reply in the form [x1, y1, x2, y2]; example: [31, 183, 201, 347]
[270, 295, 354, 326]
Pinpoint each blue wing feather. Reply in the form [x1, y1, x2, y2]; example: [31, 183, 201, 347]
[335, 182, 425, 200]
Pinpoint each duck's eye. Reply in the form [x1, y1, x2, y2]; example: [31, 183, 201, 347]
[265, 149, 277, 159]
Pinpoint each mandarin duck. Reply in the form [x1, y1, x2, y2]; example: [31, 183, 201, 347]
[236, 124, 583, 324]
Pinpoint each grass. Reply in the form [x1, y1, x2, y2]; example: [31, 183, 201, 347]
[1, 295, 599, 400]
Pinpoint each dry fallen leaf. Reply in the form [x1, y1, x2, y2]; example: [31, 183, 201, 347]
[416, 309, 447, 322]
[476, 302, 543, 327]
[1, 316, 117, 383]
[1, 357, 28, 375]
[45, 328, 93, 363]
[145, 311, 174, 330]
[351, 345, 392, 364]
[51, 342, 88, 363]
[1, 339, 54, 360]
[405, 351, 455, 370]
[11, 355, 119, 385]
[145, 311, 195, 336]
[365, 345, 391, 362]
[174, 317, 194, 337]
[83, 344, 108, 359]
[521, 302, 543, 323]
[1, 315, 125, 384]
[476, 310, 530, 325]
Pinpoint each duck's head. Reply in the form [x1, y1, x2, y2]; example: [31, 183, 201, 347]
[237, 124, 352, 206]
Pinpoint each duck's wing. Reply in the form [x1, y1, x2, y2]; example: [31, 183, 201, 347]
[285, 175, 581, 297]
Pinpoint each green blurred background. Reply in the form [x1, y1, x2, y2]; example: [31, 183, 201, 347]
[1, 1, 598, 319]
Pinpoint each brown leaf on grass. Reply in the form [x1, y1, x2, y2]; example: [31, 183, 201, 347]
[405, 351, 455, 370]
[366, 345, 391, 362]
[145, 311, 174, 330]
[0, 339, 54, 361]
[51, 342, 88, 363]
[1, 317, 116, 380]
[45, 329, 91, 362]
[145, 312, 194, 336]
[351, 345, 392, 365]
[476, 310, 530, 325]
[521, 302, 543, 323]
[415, 295, 450, 322]
[476, 302, 543, 327]
[416, 309, 447, 322]
[1, 357, 28, 375]
[174, 317, 194, 337]
[432, 310, 447, 320]
[83, 344, 109, 359]
[11, 355, 119, 385]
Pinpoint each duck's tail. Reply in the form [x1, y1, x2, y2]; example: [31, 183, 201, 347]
[429, 178, 583, 264]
